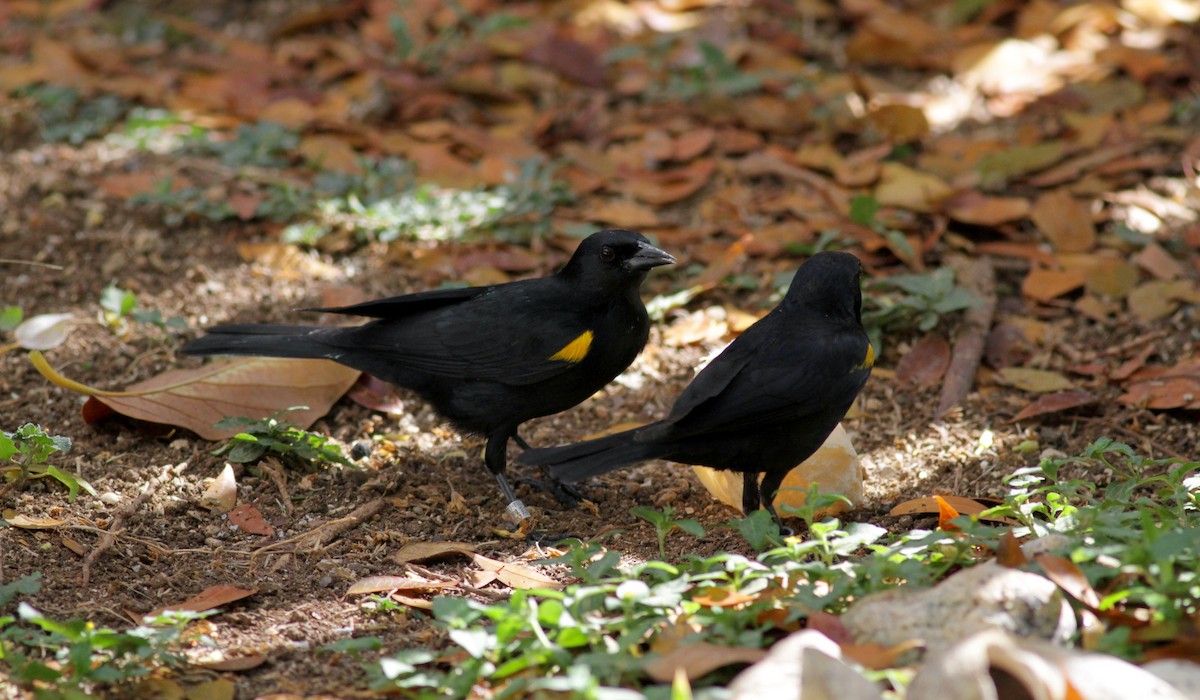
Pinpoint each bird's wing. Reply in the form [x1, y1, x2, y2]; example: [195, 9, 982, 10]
[305, 284, 491, 318]
[330, 283, 604, 385]
[655, 319, 869, 438]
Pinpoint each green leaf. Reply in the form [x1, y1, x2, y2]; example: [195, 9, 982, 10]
[0, 305, 22, 331]
[849, 194, 880, 226]
[100, 284, 138, 317]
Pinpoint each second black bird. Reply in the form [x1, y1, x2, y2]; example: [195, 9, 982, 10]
[519, 251, 873, 529]
[183, 229, 674, 521]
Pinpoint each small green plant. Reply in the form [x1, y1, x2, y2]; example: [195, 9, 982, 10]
[212, 408, 354, 467]
[0, 424, 94, 501]
[389, 1, 528, 73]
[129, 180, 236, 226]
[99, 284, 186, 333]
[630, 505, 706, 558]
[194, 120, 299, 169]
[862, 265, 977, 351]
[0, 574, 203, 698]
[18, 85, 129, 145]
[283, 159, 573, 246]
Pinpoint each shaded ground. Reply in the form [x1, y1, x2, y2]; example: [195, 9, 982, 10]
[1, 0, 1198, 696]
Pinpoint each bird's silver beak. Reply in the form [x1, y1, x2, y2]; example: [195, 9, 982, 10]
[624, 242, 675, 271]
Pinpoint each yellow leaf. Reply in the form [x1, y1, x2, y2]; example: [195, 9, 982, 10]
[998, 367, 1074, 393]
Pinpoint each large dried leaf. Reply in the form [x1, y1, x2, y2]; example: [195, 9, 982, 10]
[999, 367, 1075, 393]
[874, 163, 952, 213]
[1031, 189, 1096, 253]
[1119, 358, 1200, 409]
[1010, 390, 1098, 422]
[895, 334, 951, 388]
[644, 642, 767, 683]
[471, 553, 561, 590]
[1022, 267, 1086, 303]
[30, 352, 361, 440]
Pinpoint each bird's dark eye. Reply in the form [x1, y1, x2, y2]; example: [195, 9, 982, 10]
[599, 245, 616, 263]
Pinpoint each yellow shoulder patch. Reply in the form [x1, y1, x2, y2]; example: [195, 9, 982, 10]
[549, 330, 594, 363]
[854, 343, 875, 370]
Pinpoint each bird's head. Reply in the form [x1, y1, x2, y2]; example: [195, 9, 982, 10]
[784, 251, 865, 323]
[559, 229, 675, 291]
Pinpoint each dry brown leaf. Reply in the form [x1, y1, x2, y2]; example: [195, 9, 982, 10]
[895, 334, 951, 389]
[1119, 358, 1200, 409]
[6, 514, 68, 529]
[889, 495, 1012, 522]
[625, 159, 716, 205]
[663, 308, 728, 347]
[1010, 390, 1098, 423]
[1135, 243, 1186, 280]
[874, 163, 952, 213]
[841, 639, 924, 670]
[1084, 258, 1139, 299]
[1031, 189, 1096, 253]
[229, 503, 273, 536]
[1034, 553, 1101, 608]
[196, 654, 269, 672]
[346, 576, 455, 595]
[583, 199, 661, 229]
[156, 585, 257, 616]
[643, 642, 767, 683]
[943, 192, 1031, 226]
[201, 463, 238, 513]
[998, 367, 1074, 393]
[258, 98, 317, 128]
[393, 541, 477, 564]
[237, 243, 343, 281]
[1021, 267, 1086, 303]
[471, 553, 561, 590]
[30, 352, 361, 440]
[346, 374, 406, 415]
[868, 103, 930, 143]
[95, 172, 192, 199]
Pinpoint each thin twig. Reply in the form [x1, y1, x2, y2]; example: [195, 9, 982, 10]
[253, 498, 385, 555]
[0, 259, 65, 270]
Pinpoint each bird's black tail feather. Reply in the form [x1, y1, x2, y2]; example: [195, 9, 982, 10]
[182, 324, 331, 359]
[519, 429, 659, 483]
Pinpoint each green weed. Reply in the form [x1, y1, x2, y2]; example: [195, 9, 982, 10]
[212, 409, 354, 468]
[0, 424, 94, 501]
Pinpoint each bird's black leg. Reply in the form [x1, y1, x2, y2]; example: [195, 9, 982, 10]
[485, 432, 530, 522]
[759, 470, 793, 536]
[741, 471, 761, 516]
[512, 432, 532, 451]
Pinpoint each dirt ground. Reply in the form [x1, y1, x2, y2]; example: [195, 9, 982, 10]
[2, 1, 1199, 698]
[4, 135, 1198, 697]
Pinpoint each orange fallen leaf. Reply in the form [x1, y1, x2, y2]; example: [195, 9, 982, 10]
[30, 351, 361, 440]
[1022, 267, 1086, 303]
[874, 163, 952, 213]
[643, 642, 767, 683]
[1083, 258, 1139, 299]
[1135, 242, 1186, 280]
[1031, 189, 1096, 253]
[1119, 358, 1200, 409]
[1034, 553, 1101, 608]
[841, 639, 924, 670]
[95, 172, 192, 199]
[936, 495, 961, 530]
[943, 192, 1031, 226]
[996, 530, 1027, 568]
[229, 503, 273, 536]
[298, 134, 362, 175]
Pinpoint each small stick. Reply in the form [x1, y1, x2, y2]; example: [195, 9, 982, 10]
[254, 498, 385, 554]
[937, 255, 997, 419]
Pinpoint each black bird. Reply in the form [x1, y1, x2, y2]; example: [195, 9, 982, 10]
[183, 230, 674, 521]
[519, 251, 872, 529]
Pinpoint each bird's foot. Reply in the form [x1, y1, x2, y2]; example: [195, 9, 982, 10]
[515, 475, 588, 508]
[505, 498, 531, 523]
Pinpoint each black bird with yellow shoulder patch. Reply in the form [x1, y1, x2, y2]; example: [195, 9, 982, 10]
[183, 230, 674, 521]
[520, 250, 872, 529]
